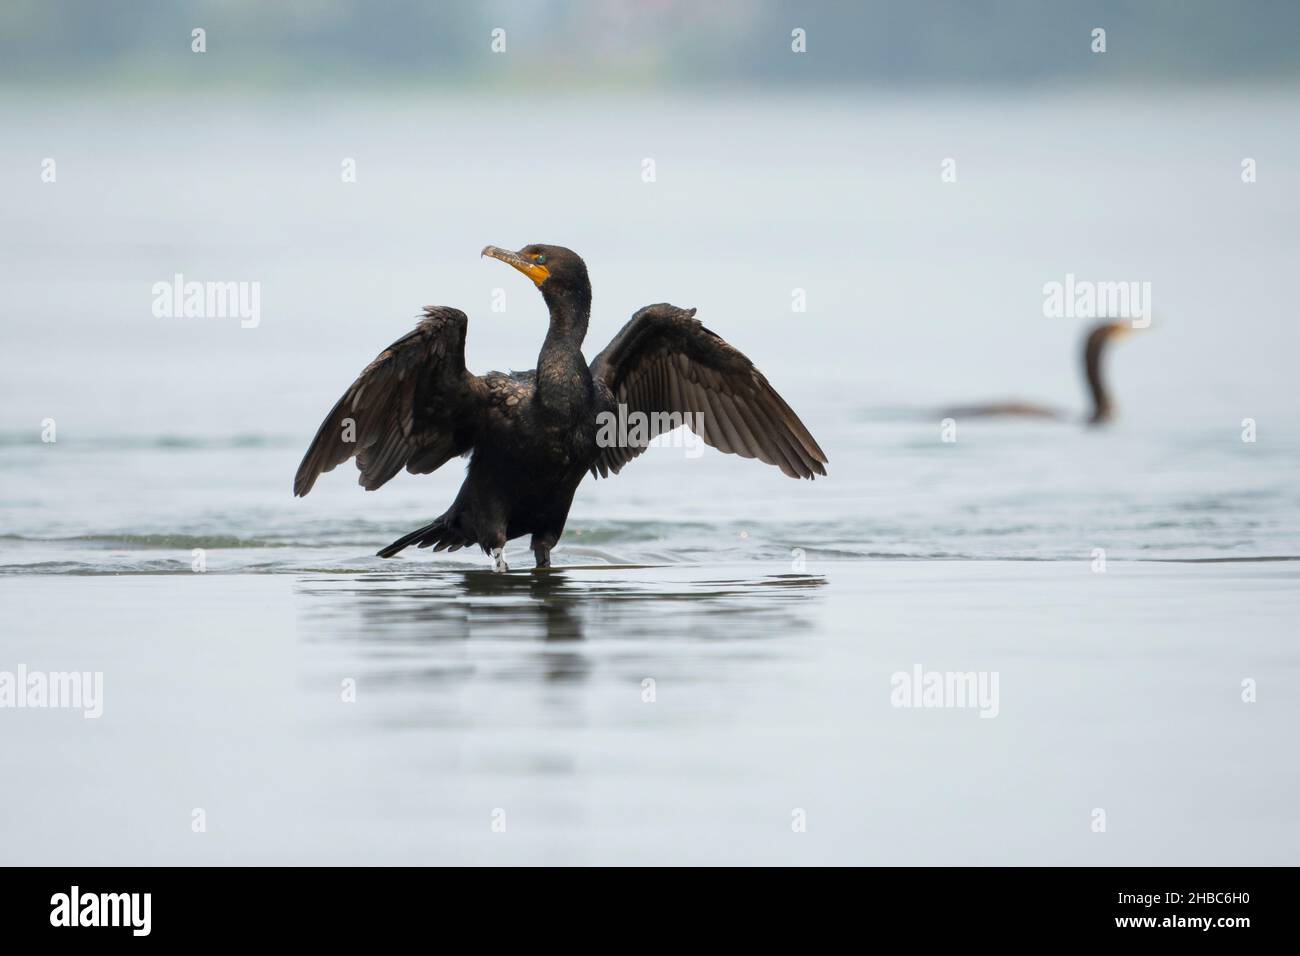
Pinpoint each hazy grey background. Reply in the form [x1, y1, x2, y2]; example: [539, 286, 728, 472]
[4, 0, 1300, 88]
[2, 2, 1298, 866]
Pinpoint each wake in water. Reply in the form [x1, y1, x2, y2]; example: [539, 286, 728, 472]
[3, 413, 1298, 576]
[4, 526, 1297, 576]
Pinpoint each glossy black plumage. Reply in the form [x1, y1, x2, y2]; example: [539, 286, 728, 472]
[293, 244, 828, 570]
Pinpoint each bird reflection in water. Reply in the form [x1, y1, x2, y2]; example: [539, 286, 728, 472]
[459, 570, 586, 682]
[299, 566, 827, 691]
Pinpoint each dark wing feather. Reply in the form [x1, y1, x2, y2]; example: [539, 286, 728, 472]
[588, 303, 828, 479]
[293, 306, 484, 496]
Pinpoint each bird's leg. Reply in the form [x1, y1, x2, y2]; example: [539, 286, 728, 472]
[483, 528, 509, 573]
[531, 533, 557, 570]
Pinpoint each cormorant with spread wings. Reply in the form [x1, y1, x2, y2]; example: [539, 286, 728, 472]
[294, 244, 827, 571]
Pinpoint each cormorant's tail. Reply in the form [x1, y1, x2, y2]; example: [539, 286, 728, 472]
[376, 514, 470, 558]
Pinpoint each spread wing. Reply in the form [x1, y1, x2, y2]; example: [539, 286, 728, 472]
[293, 306, 484, 496]
[588, 303, 828, 479]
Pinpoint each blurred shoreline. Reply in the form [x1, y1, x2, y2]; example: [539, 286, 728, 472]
[4, 0, 1299, 97]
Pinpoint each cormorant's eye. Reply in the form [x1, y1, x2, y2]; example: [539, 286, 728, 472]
[535, 254, 547, 265]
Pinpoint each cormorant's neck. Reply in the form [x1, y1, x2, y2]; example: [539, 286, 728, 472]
[1084, 330, 1112, 425]
[540, 283, 591, 349]
[535, 282, 593, 413]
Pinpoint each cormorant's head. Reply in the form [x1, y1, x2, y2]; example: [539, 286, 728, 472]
[481, 244, 588, 294]
[1088, 320, 1134, 348]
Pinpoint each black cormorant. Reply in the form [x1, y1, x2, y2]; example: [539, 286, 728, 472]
[943, 321, 1133, 425]
[294, 244, 828, 571]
